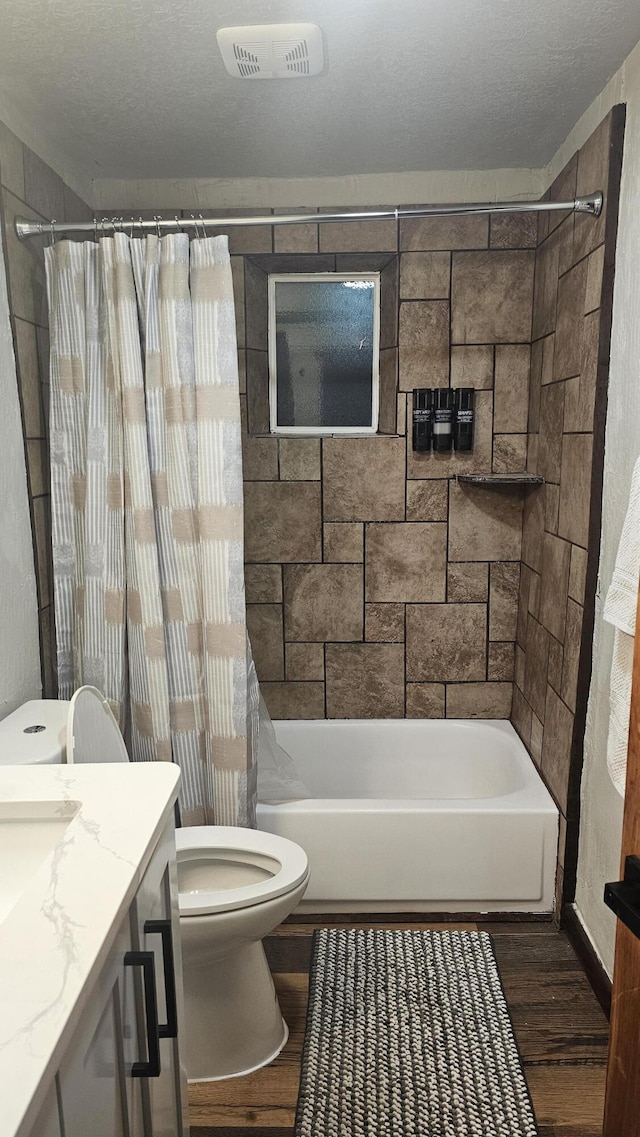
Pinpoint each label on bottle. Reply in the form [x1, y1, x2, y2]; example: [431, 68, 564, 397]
[434, 409, 452, 422]
[457, 409, 473, 423]
[413, 408, 432, 421]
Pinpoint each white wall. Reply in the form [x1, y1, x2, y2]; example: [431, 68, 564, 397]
[544, 38, 640, 976]
[0, 226, 41, 716]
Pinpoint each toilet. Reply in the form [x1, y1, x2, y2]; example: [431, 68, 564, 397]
[0, 689, 309, 1081]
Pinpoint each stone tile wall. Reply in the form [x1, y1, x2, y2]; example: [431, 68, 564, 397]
[0, 120, 93, 696]
[235, 206, 538, 719]
[510, 107, 625, 905]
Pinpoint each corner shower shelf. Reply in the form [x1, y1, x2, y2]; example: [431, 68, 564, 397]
[454, 472, 545, 486]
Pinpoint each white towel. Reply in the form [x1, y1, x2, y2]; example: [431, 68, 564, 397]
[603, 456, 640, 795]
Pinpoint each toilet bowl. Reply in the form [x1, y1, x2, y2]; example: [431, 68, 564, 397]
[177, 826, 309, 1080]
[0, 690, 309, 1082]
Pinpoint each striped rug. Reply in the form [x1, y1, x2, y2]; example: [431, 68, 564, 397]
[296, 929, 537, 1137]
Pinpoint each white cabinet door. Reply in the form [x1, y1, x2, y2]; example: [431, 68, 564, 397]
[57, 912, 146, 1137]
[131, 819, 189, 1137]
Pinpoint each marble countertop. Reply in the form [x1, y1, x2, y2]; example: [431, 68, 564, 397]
[0, 763, 181, 1137]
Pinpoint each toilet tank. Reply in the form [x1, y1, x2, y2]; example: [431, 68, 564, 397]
[0, 700, 69, 765]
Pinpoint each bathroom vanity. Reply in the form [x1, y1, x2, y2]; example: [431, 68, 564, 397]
[0, 763, 188, 1137]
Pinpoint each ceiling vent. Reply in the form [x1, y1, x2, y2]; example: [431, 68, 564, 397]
[216, 23, 324, 79]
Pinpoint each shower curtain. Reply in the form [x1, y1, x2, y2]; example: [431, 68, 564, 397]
[45, 233, 258, 827]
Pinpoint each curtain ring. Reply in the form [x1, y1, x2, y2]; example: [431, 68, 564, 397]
[198, 212, 206, 239]
[128, 216, 135, 239]
[49, 218, 57, 245]
[94, 216, 99, 242]
[101, 217, 109, 236]
[154, 214, 162, 239]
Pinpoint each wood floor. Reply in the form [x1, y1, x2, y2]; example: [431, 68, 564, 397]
[188, 915, 609, 1137]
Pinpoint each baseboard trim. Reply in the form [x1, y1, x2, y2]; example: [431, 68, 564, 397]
[561, 902, 612, 1018]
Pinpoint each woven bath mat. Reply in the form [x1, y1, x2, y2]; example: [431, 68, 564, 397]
[295, 929, 537, 1137]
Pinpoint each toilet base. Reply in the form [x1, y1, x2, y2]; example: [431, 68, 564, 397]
[183, 939, 289, 1082]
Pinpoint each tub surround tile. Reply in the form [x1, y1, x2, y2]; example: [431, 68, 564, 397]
[399, 214, 488, 251]
[524, 616, 549, 724]
[323, 523, 364, 563]
[489, 212, 538, 250]
[379, 258, 399, 351]
[285, 642, 325, 682]
[399, 252, 450, 299]
[244, 259, 268, 350]
[323, 437, 405, 521]
[14, 318, 45, 438]
[574, 113, 611, 260]
[511, 685, 533, 748]
[568, 544, 588, 604]
[278, 438, 321, 481]
[544, 482, 560, 535]
[532, 227, 560, 340]
[447, 562, 489, 603]
[23, 146, 65, 222]
[516, 636, 525, 677]
[563, 310, 599, 433]
[553, 259, 588, 381]
[406, 480, 449, 522]
[326, 643, 405, 718]
[261, 681, 325, 720]
[521, 483, 544, 573]
[245, 349, 270, 434]
[539, 534, 571, 642]
[241, 427, 279, 482]
[230, 257, 246, 347]
[451, 250, 534, 344]
[584, 246, 605, 314]
[378, 348, 399, 434]
[399, 300, 449, 390]
[492, 434, 528, 474]
[244, 564, 282, 604]
[530, 713, 544, 766]
[489, 562, 520, 641]
[493, 345, 530, 433]
[246, 604, 284, 681]
[406, 683, 445, 718]
[537, 382, 565, 485]
[244, 482, 321, 563]
[2, 190, 48, 325]
[273, 208, 319, 254]
[318, 212, 397, 254]
[365, 522, 447, 603]
[406, 603, 487, 682]
[561, 599, 583, 713]
[541, 687, 575, 814]
[449, 345, 494, 390]
[448, 482, 522, 563]
[548, 635, 565, 695]
[365, 603, 405, 643]
[558, 434, 593, 548]
[446, 682, 512, 719]
[284, 564, 363, 642]
[488, 642, 515, 681]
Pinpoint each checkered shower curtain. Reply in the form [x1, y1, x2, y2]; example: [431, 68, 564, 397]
[45, 233, 258, 826]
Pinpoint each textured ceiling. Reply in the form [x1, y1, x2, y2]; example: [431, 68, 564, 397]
[1, 0, 639, 181]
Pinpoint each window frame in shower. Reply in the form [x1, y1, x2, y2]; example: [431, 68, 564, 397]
[266, 271, 381, 436]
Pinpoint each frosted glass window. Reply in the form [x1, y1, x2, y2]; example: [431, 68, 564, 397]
[268, 273, 380, 434]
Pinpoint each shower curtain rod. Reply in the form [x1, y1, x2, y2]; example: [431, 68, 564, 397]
[14, 192, 603, 240]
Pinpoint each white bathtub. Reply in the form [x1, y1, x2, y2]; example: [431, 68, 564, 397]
[256, 718, 559, 913]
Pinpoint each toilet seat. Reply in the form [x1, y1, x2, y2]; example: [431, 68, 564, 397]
[176, 826, 308, 917]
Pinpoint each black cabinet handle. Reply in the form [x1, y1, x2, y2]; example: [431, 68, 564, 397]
[604, 855, 640, 940]
[124, 950, 161, 1077]
[145, 918, 179, 1039]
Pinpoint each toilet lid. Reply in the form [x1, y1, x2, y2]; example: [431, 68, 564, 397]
[175, 826, 309, 916]
[67, 686, 130, 764]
